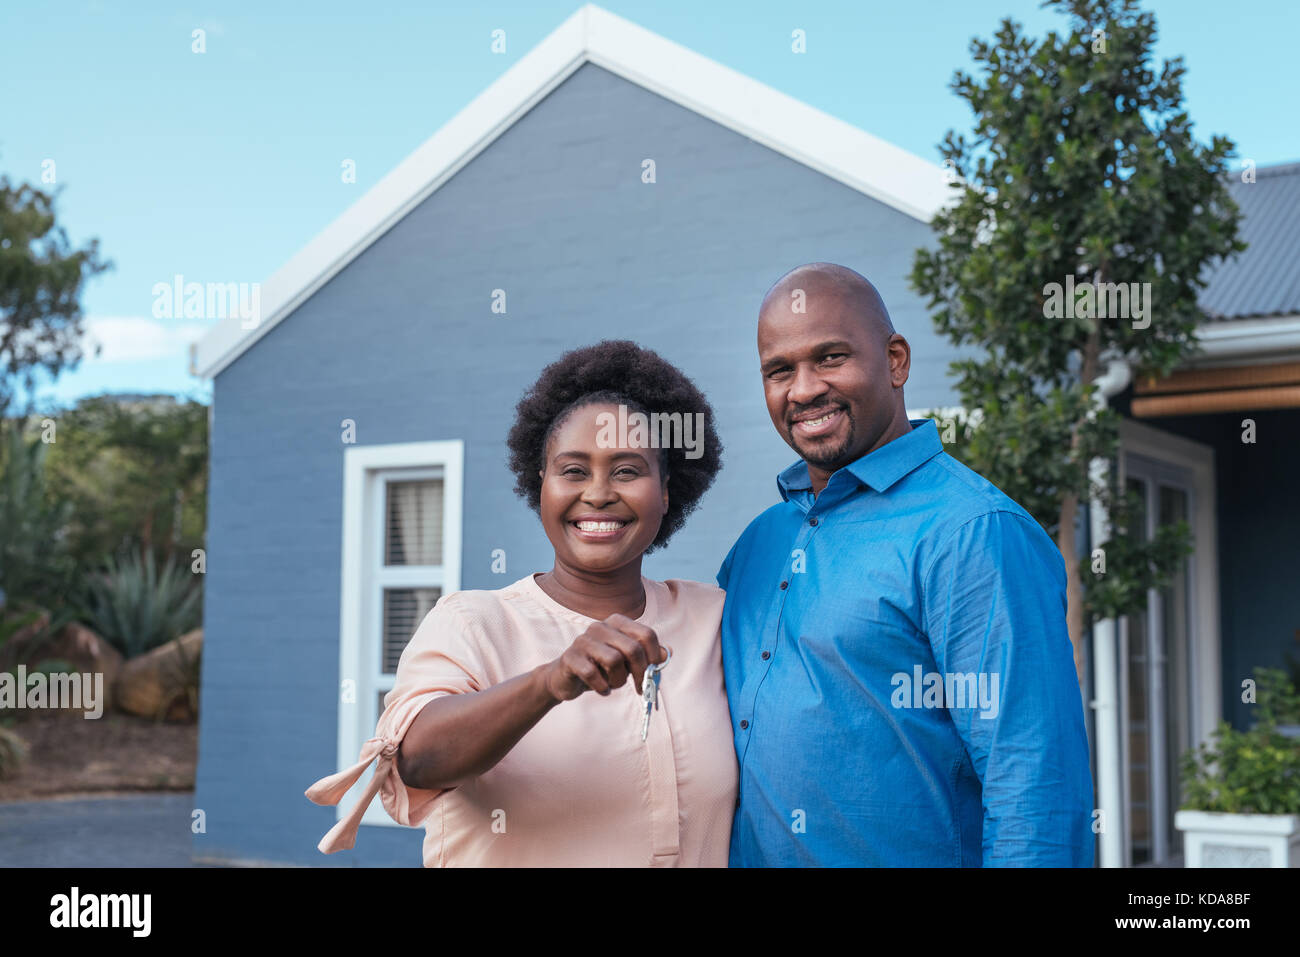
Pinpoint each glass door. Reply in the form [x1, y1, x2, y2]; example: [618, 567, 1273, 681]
[1119, 455, 1195, 867]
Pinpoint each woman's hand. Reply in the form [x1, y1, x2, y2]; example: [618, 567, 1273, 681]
[544, 613, 668, 702]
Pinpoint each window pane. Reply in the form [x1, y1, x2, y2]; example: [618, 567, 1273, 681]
[382, 587, 442, 673]
[385, 479, 444, 565]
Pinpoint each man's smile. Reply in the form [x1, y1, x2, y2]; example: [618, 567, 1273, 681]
[791, 405, 846, 439]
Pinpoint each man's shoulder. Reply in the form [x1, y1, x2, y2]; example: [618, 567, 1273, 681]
[912, 453, 1064, 581]
[915, 450, 1042, 532]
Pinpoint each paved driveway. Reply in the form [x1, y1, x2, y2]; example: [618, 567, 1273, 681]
[0, 793, 208, 867]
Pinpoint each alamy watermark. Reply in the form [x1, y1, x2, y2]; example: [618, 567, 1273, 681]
[1042, 275, 1152, 329]
[595, 404, 705, 460]
[891, 666, 1000, 719]
[0, 667, 104, 719]
[152, 273, 261, 328]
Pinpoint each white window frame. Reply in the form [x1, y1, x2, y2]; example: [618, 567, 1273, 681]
[335, 440, 463, 829]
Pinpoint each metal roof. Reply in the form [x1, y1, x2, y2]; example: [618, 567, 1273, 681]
[1200, 161, 1300, 320]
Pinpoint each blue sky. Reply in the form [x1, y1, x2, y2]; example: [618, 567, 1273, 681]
[2, 0, 1295, 411]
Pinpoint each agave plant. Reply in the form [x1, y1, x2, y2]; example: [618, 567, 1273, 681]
[78, 549, 202, 659]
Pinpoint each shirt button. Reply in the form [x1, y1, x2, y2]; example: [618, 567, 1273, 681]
[779, 580, 788, 590]
[809, 517, 818, 526]
[761, 651, 770, 660]
[740, 719, 749, 730]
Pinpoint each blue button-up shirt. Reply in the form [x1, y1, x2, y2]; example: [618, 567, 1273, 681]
[718, 419, 1094, 867]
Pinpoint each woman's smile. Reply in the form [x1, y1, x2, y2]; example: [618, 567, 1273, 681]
[569, 513, 634, 542]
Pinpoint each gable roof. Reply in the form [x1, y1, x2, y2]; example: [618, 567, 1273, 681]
[192, 4, 949, 379]
[1199, 161, 1300, 321]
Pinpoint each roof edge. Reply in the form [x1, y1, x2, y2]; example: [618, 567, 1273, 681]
[1188, 313, 1300, 368]
[194, 4, 949, 380]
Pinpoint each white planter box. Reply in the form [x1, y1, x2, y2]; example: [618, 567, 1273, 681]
[1175, 810, 1300, 867]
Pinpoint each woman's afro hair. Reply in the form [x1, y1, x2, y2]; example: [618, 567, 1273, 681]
[506, 340, 723, 553]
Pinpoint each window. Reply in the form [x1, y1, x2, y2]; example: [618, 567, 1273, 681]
[336, 441, 463, 829]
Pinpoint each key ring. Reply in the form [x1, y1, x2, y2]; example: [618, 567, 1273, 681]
[650, 646, 672, 672]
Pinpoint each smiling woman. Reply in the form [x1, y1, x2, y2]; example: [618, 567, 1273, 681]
[305, 340, 735, 867]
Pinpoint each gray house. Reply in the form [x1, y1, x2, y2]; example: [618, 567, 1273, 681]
[191, 5, 1300, 867]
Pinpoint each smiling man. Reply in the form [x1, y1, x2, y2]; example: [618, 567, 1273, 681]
[717, 262, 1094, 867]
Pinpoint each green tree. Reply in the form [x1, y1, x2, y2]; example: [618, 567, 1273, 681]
[0, 424, 77, 611]
[43, 394, 209, 570]
[909, 0, 1244, 682]
[0, 173, 111, 424]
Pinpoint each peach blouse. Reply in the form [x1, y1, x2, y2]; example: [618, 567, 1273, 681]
[306, 574, 738, 866]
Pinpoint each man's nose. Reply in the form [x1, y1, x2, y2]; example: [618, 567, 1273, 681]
[788, 363, 827, 406]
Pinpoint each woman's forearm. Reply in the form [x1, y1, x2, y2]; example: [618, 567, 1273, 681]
[395, 664, 561, 791]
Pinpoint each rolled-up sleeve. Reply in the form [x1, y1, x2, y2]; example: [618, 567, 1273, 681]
[305, 597, 486, 854]
[921, 510, 1095, 867]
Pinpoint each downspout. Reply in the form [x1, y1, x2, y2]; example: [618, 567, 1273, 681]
[1089, 357, 1131, 868]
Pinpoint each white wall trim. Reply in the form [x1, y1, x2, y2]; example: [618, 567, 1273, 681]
[336, 439, 464, 829]
[194, 3, 950, 380]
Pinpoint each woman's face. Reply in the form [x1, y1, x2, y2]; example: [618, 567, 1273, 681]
[539, 402, 669, 574]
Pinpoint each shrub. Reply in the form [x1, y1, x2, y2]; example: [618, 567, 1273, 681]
[77, 549, 201, 659]
[0, 425, 77, 611]
[1181, 721, 1300, 815]
[1255, 666, 1300, 727]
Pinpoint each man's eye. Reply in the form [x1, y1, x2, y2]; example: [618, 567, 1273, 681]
[821, 353, 847, 362]
[766, 367, 790, 378]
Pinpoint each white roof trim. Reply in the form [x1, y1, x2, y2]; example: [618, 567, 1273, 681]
[194, 4, 950, 379]
[1189, 313, 1300, 367]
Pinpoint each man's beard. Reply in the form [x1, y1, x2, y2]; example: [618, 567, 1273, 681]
[790, 406, 856, 471]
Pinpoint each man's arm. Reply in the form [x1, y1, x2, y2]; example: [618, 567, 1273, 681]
[921, 509, 1095, 867]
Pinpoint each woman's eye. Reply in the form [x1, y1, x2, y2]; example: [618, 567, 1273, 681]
[561, 467, 585, 477]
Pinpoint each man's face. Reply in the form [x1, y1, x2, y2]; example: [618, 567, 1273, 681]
[757, 287, 909, 477]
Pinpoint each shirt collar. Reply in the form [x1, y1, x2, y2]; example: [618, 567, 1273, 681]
[777, 418, 944, 501]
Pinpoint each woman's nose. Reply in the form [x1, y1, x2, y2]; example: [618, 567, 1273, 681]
[580, 476, 618, 507]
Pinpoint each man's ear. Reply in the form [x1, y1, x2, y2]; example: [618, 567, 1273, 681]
[887, 334, 912, 388]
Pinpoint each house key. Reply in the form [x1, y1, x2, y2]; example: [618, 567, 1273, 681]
[639, 646, 672, 741]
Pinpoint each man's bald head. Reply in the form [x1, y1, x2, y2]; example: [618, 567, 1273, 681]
[759, 262, 895, 339]
[754, 262, 912, 493]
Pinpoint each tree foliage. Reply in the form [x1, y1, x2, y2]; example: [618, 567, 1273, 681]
[910, 0, 1244, 644]
[0, 174, 110, 422]
[42, 395, 209, 570]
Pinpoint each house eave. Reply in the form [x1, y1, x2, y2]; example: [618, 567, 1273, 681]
[193, 4, 950, 381]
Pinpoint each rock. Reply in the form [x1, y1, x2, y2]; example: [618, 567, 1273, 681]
[113, 629, 202, 722]
[1, 619, 123, 718]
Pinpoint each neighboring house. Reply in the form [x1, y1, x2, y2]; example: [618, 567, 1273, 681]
[1102, 160, 1300, 867]
[190, 5, 1299, 867]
